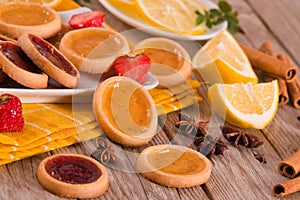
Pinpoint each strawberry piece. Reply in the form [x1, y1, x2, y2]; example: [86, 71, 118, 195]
[0, 93, 24, 132]
[112, 54, 151, 83]
[69, 11, 105, 29]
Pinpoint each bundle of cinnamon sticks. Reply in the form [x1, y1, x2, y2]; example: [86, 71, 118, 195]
[273, 148, 300, 197]
[240, 42, 300, 108]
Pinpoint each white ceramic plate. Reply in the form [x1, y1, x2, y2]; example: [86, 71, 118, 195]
[99, 0, 228, 41]
[1, 7, 158, 103]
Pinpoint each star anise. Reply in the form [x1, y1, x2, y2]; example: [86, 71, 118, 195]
[194, 135, 228, 159]
[91, 136, 117, 164]
[220, 125, 263, 148]
[176, 113, 209, 136]
[253, 151, 267, 163]
[91, 148, 117, 164]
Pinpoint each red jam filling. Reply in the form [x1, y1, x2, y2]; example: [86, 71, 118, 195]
[45, 155, 102, 184]
[28, 34, 78, 76]
[0, 42, 43, 74]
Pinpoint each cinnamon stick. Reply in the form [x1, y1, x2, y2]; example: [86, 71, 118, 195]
[240, 43, 298, 80]
[273, 176, 300, 197]
[278, 54, 300, 109]
[278, 148, 300, 178]
[259, 42, 289, 105]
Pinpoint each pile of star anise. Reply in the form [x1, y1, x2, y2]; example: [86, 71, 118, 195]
[220, 125, 263, 148]
[91, 135, 118, 165]
[176, 113, 228, 158]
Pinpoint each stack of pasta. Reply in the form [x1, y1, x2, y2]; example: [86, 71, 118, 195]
[0, 104, 102, 165]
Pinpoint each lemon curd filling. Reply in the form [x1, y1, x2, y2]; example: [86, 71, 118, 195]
[101, 80, 152, 136]
[138, 48, 185, 76]
[71, 32, 121, 58]
[147, 147, 206, 175]
[0, 4, 54, 26]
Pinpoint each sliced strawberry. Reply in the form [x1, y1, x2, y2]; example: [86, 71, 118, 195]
[0, 93, 24, 132]
[112, 54, 151, 83]
[69, 11, 105, 29]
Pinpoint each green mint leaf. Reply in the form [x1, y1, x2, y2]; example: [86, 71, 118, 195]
[196, 15, 206, 25]
[218, 0, 232, 13]
[206, 19, 212, 28]
[194, 0, 239, 34]
[209, 9, 221, 18]
[195, 10, 201, 15]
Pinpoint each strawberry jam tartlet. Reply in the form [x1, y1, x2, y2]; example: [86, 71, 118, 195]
[37, 154, 109, 198]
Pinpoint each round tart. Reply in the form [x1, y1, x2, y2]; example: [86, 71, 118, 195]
[18, 33, 80, 88]
[134, 37, 192, 87]
[0, 41, 48, 88]
[93, 76, 158, 147]
[135, 144, 211, 188]
[59, 27, 130, 74]
[0, 3, 61, 39]
[37, 153, 109, 199]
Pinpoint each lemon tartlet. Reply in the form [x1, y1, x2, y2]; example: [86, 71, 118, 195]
[134, 37, 192, 87]
[0, 3, 61, 39]
[136, 144, 211, 188]
[59, 27, 130, 74]
[93, 76, 158, 147]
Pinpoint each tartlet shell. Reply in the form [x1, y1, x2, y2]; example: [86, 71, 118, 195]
[36, 153, 109, 199]
[135, 144, 212, 188]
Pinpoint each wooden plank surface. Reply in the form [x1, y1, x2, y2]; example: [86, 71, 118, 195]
[0, 0, 299, 199]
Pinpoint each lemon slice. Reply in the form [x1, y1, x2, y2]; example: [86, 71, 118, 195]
[193, 31, 258, 84]
[134, 0, 206, 35]
[2, 0, 63, 8]
[108, 0, 135, 12]
[135, 144, 211, 188]
[208, 80, 279, 129]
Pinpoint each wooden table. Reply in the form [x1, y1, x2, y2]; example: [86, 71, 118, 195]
[1, 0, 300, 199]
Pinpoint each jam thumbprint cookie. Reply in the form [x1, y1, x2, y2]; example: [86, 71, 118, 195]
[37, 154, 109, 199]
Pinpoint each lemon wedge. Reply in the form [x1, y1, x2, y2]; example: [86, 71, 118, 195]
[2, 0, 63, 8]
[193, 31, 258, 84]
[208, 80, 279, 129]
[134, 0, 206, 35]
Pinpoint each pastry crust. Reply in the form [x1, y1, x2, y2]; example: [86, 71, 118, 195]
[136, 144, 212, 188]
[37, 153, 109, 199]
[0, 3, 61, 39]
[93, 76, 158, 147]
[0, 41, 48, 88]
[18, 33, 80, 88]
[134, 37, 192, 88]
[59, 27, 130, 74]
